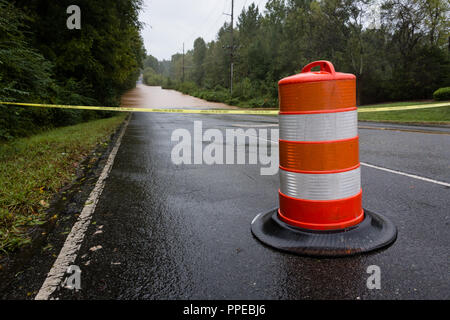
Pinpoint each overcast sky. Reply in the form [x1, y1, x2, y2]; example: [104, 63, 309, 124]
[139, 0, 270, 61]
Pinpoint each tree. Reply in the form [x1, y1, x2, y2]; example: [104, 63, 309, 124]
[12, 0, 146, 106]
[157, 0, 450, 105]
[193, 37, 207, 86]
[381, 0, 450, 100]
[1, 0, 146, 139]
[144, 55, 161, 73]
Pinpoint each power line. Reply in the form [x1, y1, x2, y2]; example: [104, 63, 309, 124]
[180, 0, 248, 88]
[193, 0, 231, 44]
[183, 1, 223, 45]
[203, 0, 230, 41]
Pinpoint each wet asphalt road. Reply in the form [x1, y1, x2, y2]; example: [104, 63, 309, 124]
[49, 91, 450, 300]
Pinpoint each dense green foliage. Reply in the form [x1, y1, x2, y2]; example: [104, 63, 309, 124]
[147, 0, 450, 107]
[142, 54, 172, 87]
[433, 87, 450, 101]
[0, 113, 127, 254]
[143, 67, 167, 87]
[0, 0, 145, 140]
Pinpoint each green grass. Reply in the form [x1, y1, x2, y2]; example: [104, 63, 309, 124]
[358, 103, 450, 124]
[358, 101, 439, 108]
[0, 114, 127, 255]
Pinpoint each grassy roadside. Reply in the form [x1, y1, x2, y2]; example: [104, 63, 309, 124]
[0, 113, 127, 255]
[358, 101, 450, 124]
[358, 101, 439, 108]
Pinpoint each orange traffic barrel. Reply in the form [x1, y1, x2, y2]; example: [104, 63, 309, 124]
[251, 61, 397, 257]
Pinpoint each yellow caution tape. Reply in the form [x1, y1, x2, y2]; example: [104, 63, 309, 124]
[357, 103, 450, 112]
[0, 101, 279, 115]
[0, 101, 448, 114]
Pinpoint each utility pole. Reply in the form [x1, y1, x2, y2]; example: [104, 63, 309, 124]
[182, 42, 185, 82]
[230, 0, 234, 96]
[222, 0, 235, 95]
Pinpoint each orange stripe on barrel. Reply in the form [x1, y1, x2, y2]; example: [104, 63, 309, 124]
[278, 189, 364, 230]
[279, 80, 356, 113]
[279, 137, 359, 172]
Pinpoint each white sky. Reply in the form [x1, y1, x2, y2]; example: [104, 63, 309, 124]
[139, 0, 270, 61]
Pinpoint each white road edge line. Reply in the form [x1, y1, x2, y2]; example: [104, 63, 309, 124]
[35, 116, 130, 300]
[359, 162, 450, 187]
[250, 135, 450, 187]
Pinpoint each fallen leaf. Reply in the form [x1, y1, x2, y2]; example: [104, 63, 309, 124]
[39, 200, 49, 208]
[89, 245, 102, 252]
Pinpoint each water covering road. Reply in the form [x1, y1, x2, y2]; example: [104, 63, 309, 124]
[121, 84, 239, 110]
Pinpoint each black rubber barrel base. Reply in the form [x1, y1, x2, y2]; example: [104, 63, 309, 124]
[251, 209, 397, 257]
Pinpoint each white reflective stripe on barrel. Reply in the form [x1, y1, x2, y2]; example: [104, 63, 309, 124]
[280, 167, 361, 200]
[279, 110, 357, 142]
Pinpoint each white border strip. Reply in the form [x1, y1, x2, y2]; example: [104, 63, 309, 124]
[280, 167, 361, 200]
[279, 110, 357, 141]
[35, 116, 130, 300]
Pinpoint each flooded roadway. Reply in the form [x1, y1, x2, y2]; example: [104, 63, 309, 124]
[121, 84, 238, 110]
